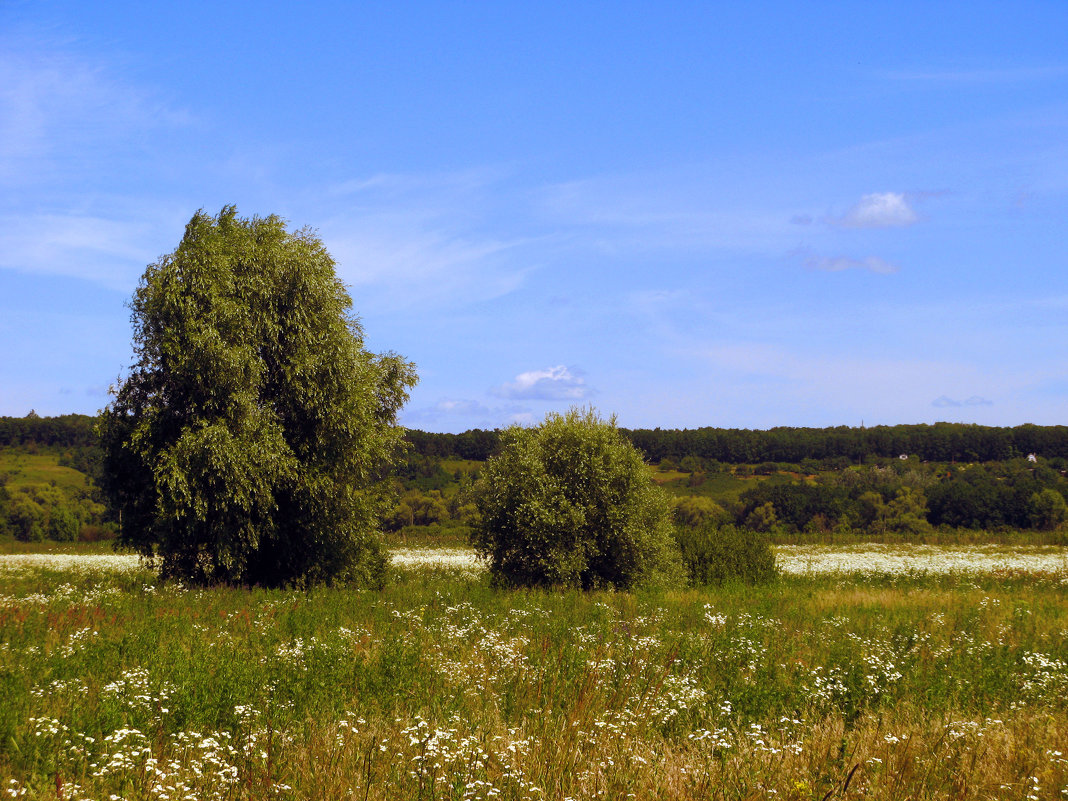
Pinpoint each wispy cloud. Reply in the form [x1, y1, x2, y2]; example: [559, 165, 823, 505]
[832, 192, 919, 229]
[0, 40, 192, 187]
[932, 395, 994, 408]
[882, 66, 1068, 85]
[536, 170, 797, 255]
[317, 171, 536, 311]
[492, 365, 592, 401]
[691, 340, 1009, 426]
[800, 251, 899, 275]
[326, 222, 527, 306]
[401, 397, 532, 431]
[0, 210, 184, 290]
[0, 34, 195, 289]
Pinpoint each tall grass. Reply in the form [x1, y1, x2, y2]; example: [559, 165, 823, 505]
[0, 559, 1066, 799]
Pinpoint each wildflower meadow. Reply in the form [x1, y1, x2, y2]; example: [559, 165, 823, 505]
[1, 547, 1066, 799]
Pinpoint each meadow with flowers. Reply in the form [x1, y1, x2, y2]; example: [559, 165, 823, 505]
[1, 545, 1067, 800]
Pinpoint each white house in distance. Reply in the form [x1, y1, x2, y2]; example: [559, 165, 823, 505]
[1027, 453, 1038, 463]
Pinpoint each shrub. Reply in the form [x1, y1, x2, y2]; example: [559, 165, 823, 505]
[674, 524, 777, 586]
[470, 408, 685, 590]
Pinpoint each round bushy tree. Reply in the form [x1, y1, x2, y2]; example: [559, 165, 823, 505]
[98, 207, 416, 587]
[470, 408, 684, 590]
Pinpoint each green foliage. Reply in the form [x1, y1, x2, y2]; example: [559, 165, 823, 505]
[743, 501, 779, 533]
[673, 523, 777, 585]
[883, 486, 932, 536]
[6, 492, 45, 541]
[46, 505, 79, 542]
[470, 408, 685, 590]
[672, 495, 731, 528]
[1029, 488, 1067, 531]
[97, 207, 416, 587]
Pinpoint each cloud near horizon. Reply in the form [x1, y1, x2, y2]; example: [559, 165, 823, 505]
[492, 365, 591, 401]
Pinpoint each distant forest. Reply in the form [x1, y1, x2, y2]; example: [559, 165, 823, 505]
[4, 414, 1068, 465]
[408, 422, 1068, 465]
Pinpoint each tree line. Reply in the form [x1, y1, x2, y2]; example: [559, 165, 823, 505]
[0, 413, 99, 451]
[7, 417, 1068, 468]
[405, 423, 1068, 465]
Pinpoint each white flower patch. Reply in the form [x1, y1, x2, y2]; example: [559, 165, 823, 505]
[6, 544, 1065, 579]
[0, 554, 144, 573]
[390, 548, 488, 573]
[396, 715, 541, 801]
[1018, 651, 1068, 698]
[777, 544, 1068, 576]
[101, 668, 175, 715]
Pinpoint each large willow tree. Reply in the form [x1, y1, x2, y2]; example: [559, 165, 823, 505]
[99, 207, 416, 587]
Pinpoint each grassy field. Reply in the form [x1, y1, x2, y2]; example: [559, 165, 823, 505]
[649, 469, 794, 502]
[1, 550, 1066, 799]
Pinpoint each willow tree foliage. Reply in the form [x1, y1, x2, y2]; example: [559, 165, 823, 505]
[470, 408, 685, 590]
[99, 207, 416, 587]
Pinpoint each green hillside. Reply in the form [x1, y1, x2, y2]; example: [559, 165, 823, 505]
[0, 451, 89, 494]
[0, 447, 109, 543]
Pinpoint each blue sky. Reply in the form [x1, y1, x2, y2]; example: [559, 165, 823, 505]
[2, 1, 1066, 432]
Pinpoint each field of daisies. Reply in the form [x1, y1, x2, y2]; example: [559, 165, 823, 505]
[2, 545, 1067, 800]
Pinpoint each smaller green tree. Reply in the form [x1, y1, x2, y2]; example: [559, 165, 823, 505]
[6, 492, 45, 541]
[672, 495, 730, 528]
[856, 491, 887, 528]
[1029, 488, 1067, 531]
[47, 506, 80, 542]
[883, 486, 932, 536]
[470, 408, 684, 590]
[743, 501, 778, 533]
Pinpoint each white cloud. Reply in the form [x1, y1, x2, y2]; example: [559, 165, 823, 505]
[804, 253, 899, 274]
[932, 395, 960, 408]
[435, 399, 493, 416]
[492, 365, 591, 401]
[835, 192, 918, 228]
